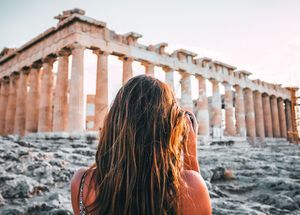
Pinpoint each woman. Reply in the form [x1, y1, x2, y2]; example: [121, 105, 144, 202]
[71, 75, 211, 215]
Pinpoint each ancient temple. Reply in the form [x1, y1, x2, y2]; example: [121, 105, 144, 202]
[0, 8, 298, 144]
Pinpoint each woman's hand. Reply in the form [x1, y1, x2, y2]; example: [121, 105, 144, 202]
[185, 111, 198, 134]
[183, 110, 200, 172]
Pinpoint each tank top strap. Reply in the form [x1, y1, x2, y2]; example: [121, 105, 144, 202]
[79, 170, 88, 215]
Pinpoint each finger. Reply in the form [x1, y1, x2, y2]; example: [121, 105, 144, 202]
[185, 112, 196, 133]
[184, 110, 198, 133]
[185, 110, 197, 124]
[184, 111, 193, 124]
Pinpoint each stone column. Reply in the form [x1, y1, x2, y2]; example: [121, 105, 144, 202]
[38, 56, 56, 132]
[270, 95, 280, 137]
[0, 79, 9, 135]
[210, 79, 222, 138]
[180, 71, 193, 111]
[278, 98, 287, 138]
[223, 82, 235, 136]
[262, 94, 273, 137]
[68, 44, 85, 132]
[53, 49, 70, 132]
[93, 49, 109, 130]
[234, 85, 246, 137]
[142, 61, 155, 76]
[5, 73, 19, 134]
[253, 91, 265, 142]
[26, 62, 42, 133]
[285, 100, 293, 141]
[163, 67, 175, 92]
[244, 88, 256, 143]
[121, 57, 133, 84]
[14, 69, 29, 136]
[196, 75, 209, 137]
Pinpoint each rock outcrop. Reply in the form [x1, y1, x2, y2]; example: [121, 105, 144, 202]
[0, 135, 299, 214]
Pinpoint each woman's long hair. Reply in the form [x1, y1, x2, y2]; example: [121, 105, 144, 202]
[90, 75, 189, 215]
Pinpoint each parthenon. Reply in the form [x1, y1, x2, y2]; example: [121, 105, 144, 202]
[0, 8, 298, 144]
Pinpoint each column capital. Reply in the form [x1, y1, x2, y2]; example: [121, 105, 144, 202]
[21, 66, 31, 75]
[1, 76, 10, 84]
[244, 87, 252, 93]
[253, 90, 262, 95]
[118, 56, 133, 62]
[10, 71, 20, 80]
[162, 66, 173, 73]
[210, 78, 219, 85]
[277, 97, 283, 102]
[233, 84, 242, 90]
[195, 74, 205, 80]
[31, 60, 43, 69]
[57, 47, 72, 57]
[43, 54, 56, 64]
[141, 60, 154, 67]
[70, 42, 85, 51]
[92, 48, 109, 56]
[179, 70, 190, 79]
[262, 92, 269, 97]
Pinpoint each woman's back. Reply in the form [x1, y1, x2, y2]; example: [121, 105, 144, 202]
[70, 75, 211, 214]
[71, 168, 211, 215]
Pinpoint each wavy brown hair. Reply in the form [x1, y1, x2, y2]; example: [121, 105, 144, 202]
[89, 75, 189, 214]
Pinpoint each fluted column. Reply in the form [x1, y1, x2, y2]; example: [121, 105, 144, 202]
[253, 91, 265, 142]
[93, 49, 109, 130]
[196, 75, 209, 137]
[142, 61, 155, 76]
[163, 67, 175, 92]
[278, 98, 287, 138]
[180, 71, 193, 111]
[285, 100, 293, 141]
[121, 57, 133, 84]
[234, 85, 246, 137]
[38, 56, 56, 132]
[53, 49, 70, 132]
[68, 44, 85, 132]
[210, 79, 222, 138]
[26, 62, 42, 133]
[0, 79, 9, 135]
[5, 73, 19, 134]
[270, 95, 280, 137]
[223, 82, 235, 136]
[262, 94, 273, 137]
[244, 88, 256, 143]
[14, 69, 29, 136]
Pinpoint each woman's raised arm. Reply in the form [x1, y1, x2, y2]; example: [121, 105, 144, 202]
[183, 111, 200, 172]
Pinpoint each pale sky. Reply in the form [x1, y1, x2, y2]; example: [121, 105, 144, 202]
[1, 0, 299, 102]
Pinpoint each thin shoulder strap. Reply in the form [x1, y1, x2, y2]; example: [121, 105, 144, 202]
[79, 170, 88, 214]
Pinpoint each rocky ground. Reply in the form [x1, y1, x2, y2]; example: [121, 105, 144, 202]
[200, 141, 300, 215]
[0, 134, 299, 215]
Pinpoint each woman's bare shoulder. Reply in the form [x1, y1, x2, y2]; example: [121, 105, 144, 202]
[70, 167, 88, 215]
[71, 167, 87, 189]
[180, 170, 212, 215]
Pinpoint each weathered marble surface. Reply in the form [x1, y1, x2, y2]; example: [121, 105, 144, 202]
[0, 135, 299, 214]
